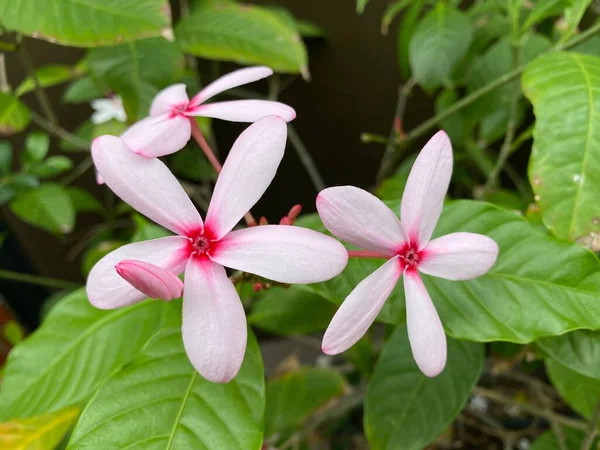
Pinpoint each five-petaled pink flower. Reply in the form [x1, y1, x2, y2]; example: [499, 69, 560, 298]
[316, 131, 499, 377]
[120, 66, 296, 158]
[87, 116, 348, 382]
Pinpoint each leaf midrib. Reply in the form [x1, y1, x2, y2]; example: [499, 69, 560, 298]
[165, 372, 197, 450]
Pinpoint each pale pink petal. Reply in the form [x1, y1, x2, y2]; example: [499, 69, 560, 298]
[400, 131, 453, 248]
[210, 225, 348, 283]
[116, 259, 183, 301]
[191, 66, 273, 105]
[419, 232, 499, 281]
[92, 135, 202, 236]
[121, 114, 191, 157]
[404, 270, 447, 377]
[322, 256, 402, 355]
[182, 257, 247, 383]
[205, 116, 286, 239]
[95, 170, 104, 185]
[149, 83, 189, 116]
[316, 186, 407, 255]
[87, 236, 190, 309]
[189, 100, 296, 123]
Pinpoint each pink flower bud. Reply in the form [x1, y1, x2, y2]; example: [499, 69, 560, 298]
[115, 260, 183, 301]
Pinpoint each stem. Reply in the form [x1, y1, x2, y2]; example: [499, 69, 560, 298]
[383, 21, 600, 178]
[0, 54, 9, 93]
[189, 118, 257, 226]
[287, 125, 326, 192]
[348, 250, 389, 259]
[376, 78, 416, 183]
[268, 73, 280, 101]
[30, 110, 89, 150]
[581, 401, 600, 450]
[60, 156, 93, 185]
[0, 269, 81, 290]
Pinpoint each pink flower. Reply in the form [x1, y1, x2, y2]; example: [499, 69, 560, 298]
[115, 260, 183, 301]
[87, 116, 348, 382]
[120, 66, 296, 158]
[316, 131, 499, 377]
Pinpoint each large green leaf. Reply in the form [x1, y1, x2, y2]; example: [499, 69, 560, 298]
[87, 38, 184, 120]
[409, 3, 472, 89]
[0, 288, 178, 420]
[531, 428, 597, 450]
[538, 330, 600, 379]
[249, 286, 336, 336]
[10, 184, 75, 234]
[523, 52, 600, 241]
[68, 328, 265, 450]
[176, 3, 307, 74]
[0, 0, 172, 47]
[307, 200, 600, 343]
[546, 357, 600, 419]
[0, 92, 30, 135]
[265, 368, 345, 441]
[365, 327, 483, 450]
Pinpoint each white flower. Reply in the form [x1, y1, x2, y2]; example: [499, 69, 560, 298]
[90, 97, 127, 125]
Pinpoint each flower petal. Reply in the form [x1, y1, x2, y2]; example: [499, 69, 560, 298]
[116, 259, 183, 301]
[87, 236, 190, 309]
[149, 83, 189, 116]
[210, 225, 348, 283]
[189, 100, 296, 123]
[92, 135, 202, 236]
[121, 114, 191, 158]
[400, 131, 453, 248]
[182, 257, 247, 383]
[322, 256, 402, 355]
[205, 116, 287, 239]
[191, 66, 273, 105]
[404, 270, 447, 377]
[419, 232, 499, 281]
[317, 186, 407, 255]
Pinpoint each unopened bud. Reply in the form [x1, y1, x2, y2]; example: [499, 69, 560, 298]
[116, 260, 183, 301]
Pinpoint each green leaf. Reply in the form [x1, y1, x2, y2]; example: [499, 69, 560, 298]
[265, 367, 345, 441]
[562, 0, 593, 42]
[131, 214, 171, 242]
[171, 145, 216, 182]
[356, 0, 370, 14]
[88, 38, 184, 120]
[30, 156, 73, 178]
[365, 327, 483, 450]
[0, 92, 30, 135]
[249, 286, 336, 336]
[0, 288, 178, 420]
[63, 77, 105, 104]
[382, 0, 412, 34]
[0, 0, 173, 47]
[435, 89, 466, 145]
[10, 184, 75, 234]
[376, 155, 417, 201]
[0, 140, 12, 177]
[81, 241, 125, 277]
[522, 0, 570, 31]
[531, 428, 597, 450]
[15, 65, 75, 96]
[176, 3, 308, 75]
[538, 330, 600, 379]
[296, 19, 326, 38]
[409, 3, 472, 89]
[308, 200, 600, 343]
[523, 52, 600, 241]
[66, 187, 104, 214]
[23, 132, 49, 164]
[396, 0, 428, 77]
[68, 328, 265, 450]
[59, 121, 93, 152]
[546, 357, 600, 419]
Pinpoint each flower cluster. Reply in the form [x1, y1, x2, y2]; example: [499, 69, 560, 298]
[88, 67, 499, 383]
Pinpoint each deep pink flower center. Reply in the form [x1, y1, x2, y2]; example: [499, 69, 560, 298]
[398, 245, 422, 271]
[170, 102, 195, 118]
[192, 235, 212, 255]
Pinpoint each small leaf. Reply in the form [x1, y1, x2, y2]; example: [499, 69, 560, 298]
[68, 328, 265, 450]
[365, 326, 483, 450]
[10, 184, 75, 234]
[0, 140, 12, 177]
[531, 428, 597, 450]
[0, 92, 30, 135]
[539, 330, 600, 379]
[562, 0, 593, 41]
[30, 156, 73, 178]
[249, 286, 336, 336]
[356, 0, 370, 14]
[522, 0, 570, 31]
[66, 187, 104, 214]
[15, 65, 75, 96]
[170, 145, 216, 182]
[63, 77, 105, 104]
[23, 132, 49, 164]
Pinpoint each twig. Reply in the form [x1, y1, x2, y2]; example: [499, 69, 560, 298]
[268, 73, 280, 101]
[376, 77, 416, 183]
[29, 110, 89, 150]
[0, 269, 81, 289]
[0, 54, 9, 93]
[581, 401, 600, 450]
[60, 156, 93, 185]
[287, 125, 326, 192]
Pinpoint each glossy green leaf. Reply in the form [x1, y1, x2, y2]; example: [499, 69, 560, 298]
[308, 200, 600, 343]
[68, 328, 265, 450]
[10, 184, 75, 234]
[523, 52, 600, 241]
[0, 140, 12, 177]
[0, 92, 30, 135]
[66, 187, 104, 214]
[538, 330, 600, 379]
[531, 428, 597, 450]
[249, 286, 336, 336]
[0, 288, 178, 420]
[409, 3, 472, 89]
[546, 357, 600, 419]
[15, 65, 75, 96]
[176, 3, 307, 74]
[265, 367, 345, 441]
[396, 0, 428, 77]
[88, 38, 184, 120]
[63, 78, 105, 104]
[365, 326, 483, 450]
[30, 156, 73, 178]
[0, 0, 172, 47]
[23, 132, 50, 164]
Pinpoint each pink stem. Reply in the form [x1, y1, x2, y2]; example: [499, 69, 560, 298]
[189, 118, 257, 227]
[347, 250, 389, 259]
